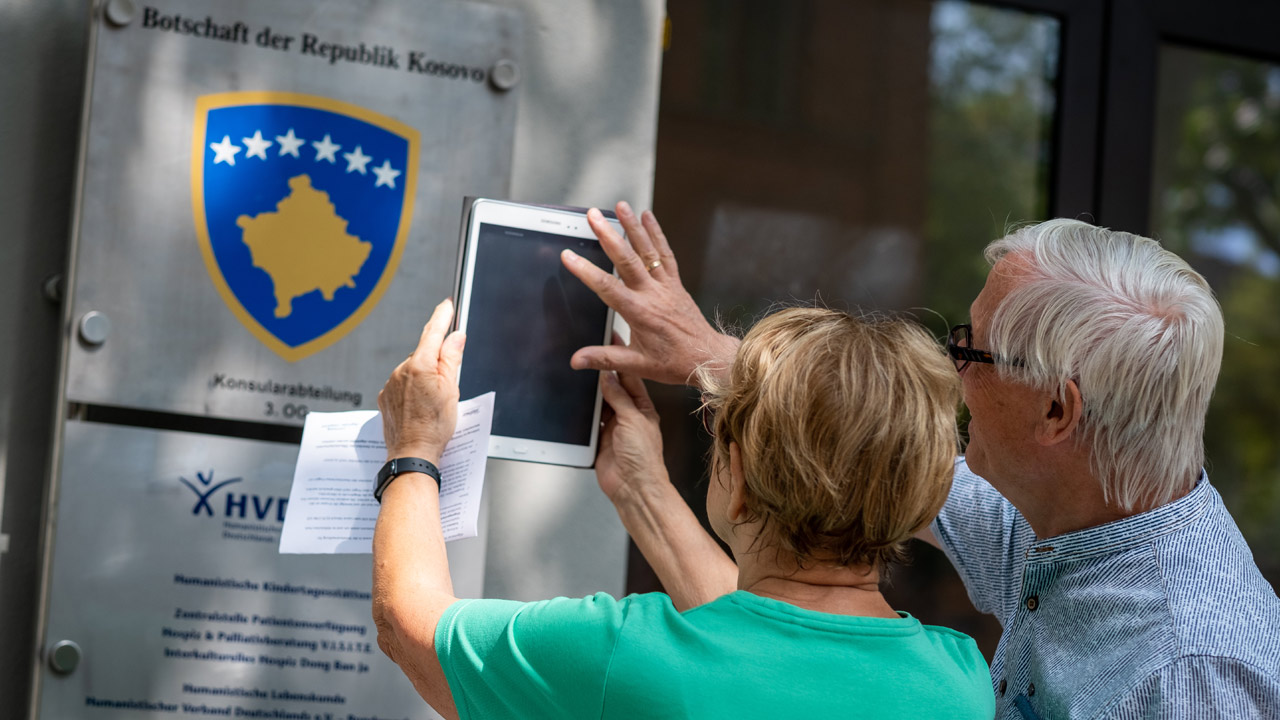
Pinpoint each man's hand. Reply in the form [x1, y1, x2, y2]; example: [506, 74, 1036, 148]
[596, 365, 666, 504]
[560, 201, 739, 388]
[378, 299, 466, 463]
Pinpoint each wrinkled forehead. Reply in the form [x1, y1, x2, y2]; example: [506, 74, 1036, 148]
[970, 252, 1035, 338]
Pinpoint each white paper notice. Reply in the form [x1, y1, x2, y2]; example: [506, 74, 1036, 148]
[279, 392, 495, 554]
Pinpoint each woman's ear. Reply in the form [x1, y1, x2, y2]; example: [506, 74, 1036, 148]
[1037, 378, 1084, 446]
[727, 442, 749, 522]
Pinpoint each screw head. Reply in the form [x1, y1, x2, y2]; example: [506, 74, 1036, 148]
[49, 640, 82, 674]
[42, 274, 64, 305]
[79, 311, 111, 346]
[105, 0, 137, 27]
[489, 59, 520, 91]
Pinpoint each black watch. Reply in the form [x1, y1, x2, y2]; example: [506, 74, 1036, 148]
[374, 457, 442, 503]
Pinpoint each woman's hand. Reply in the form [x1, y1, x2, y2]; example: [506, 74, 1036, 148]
[595, 357, 740, 611]
[378, 299, 466, 463]
[596, 365, 666, 504]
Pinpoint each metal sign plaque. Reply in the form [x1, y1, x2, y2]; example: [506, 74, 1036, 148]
[38, 421, 484, 719]
[65, 0, 522, 424]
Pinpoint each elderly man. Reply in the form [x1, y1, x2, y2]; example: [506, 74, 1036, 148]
[559, 203, 1280, 719]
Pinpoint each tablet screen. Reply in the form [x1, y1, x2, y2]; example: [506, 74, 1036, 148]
[459, 221, 614, 445]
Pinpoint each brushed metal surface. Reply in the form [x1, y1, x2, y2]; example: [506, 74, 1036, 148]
[39, 420, 486, 719]
[10, 1, 667, 718]
[65, 0, 523, 425]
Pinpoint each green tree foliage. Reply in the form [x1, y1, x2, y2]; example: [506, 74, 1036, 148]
[1151, 49, 1280, 579]
[923, 2, 1056, 336]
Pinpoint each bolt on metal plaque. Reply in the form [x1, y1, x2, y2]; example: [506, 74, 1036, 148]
[64, 0, 523, 425]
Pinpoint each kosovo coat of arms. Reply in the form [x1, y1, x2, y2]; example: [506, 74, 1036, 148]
[192, 92, 419, 361]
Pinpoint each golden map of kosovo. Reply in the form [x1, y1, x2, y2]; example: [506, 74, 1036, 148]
[236, 174, 372, 318]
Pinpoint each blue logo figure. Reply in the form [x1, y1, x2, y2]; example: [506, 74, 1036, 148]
[192, 92, 420, 361]
[180, 469, 242, 516]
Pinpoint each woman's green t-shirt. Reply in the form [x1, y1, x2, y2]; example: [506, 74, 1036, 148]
[435, 590, 994, 719]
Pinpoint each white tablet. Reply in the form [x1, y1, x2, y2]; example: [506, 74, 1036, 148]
[455, 199, 619, 467]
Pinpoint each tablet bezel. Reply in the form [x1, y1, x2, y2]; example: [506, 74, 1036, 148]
[455, 198, 618, 467]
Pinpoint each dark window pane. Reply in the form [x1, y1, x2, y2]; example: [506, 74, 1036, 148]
[1150, 44, 1280, 589]
[646, 0, 1061, 661]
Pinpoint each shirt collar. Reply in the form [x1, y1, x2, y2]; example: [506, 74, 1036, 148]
[1023, 471, 1213, 564]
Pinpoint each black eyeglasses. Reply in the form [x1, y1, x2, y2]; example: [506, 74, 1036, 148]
[947, 324, 1013, 372]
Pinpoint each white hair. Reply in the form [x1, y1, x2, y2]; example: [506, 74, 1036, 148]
[984, 219, 1223, 511]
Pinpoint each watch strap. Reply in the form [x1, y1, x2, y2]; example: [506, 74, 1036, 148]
[375, 457, 442, 503]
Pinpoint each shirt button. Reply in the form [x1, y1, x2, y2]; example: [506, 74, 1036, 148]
[1028, 683, 1036, 696]
[999, 679, 1007, 695]
[1026, 595, 1039, 611]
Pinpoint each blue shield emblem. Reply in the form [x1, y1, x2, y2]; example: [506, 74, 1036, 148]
[192, 92, 419, 361]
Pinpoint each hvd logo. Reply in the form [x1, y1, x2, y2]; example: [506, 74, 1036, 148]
[179, 469, 288, 523]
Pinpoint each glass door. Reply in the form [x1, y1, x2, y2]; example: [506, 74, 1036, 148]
[1098, 0, 1280, 594]
[648, 0, 1086, 658]
[1149, 45, 1280, 587]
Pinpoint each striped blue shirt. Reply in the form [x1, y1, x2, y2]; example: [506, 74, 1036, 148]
[932, 459, 1280, 719]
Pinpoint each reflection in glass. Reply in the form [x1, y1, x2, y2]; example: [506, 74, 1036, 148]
[925, 2, 1058, 329]
[658, 1, 1058, 334]
[650, 1, 1061, 659]
[1150, 45, 1280, 587]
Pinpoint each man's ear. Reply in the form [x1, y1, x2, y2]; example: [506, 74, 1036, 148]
[727, 442, 750, 522]
[1037, 379, 1083, 446]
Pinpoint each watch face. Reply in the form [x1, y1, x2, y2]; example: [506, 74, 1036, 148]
[374, 459, 395, 501]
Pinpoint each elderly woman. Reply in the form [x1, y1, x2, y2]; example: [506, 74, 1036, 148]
[373, 299, 994, 719]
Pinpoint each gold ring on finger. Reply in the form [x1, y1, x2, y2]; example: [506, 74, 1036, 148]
[646, 259, 662, 272]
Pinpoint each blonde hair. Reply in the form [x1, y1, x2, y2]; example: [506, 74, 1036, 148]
[697, 308, 961, 568]
[984, 219, 1223, 510]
